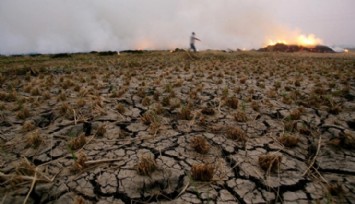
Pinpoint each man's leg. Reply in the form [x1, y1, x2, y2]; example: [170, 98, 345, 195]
[191, 44, 196, 52]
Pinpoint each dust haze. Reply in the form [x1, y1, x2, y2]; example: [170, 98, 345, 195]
[1, 0, 354, 54]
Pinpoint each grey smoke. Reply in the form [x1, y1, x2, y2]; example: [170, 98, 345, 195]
[1, 0, 354, 54]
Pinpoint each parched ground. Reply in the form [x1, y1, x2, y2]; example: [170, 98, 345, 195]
[0, 51, 355, 204]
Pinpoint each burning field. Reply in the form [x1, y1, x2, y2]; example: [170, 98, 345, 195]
[260, 34, 337, 53]
[0, 50, 355, 203]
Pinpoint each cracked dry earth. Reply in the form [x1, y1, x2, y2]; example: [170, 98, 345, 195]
[0, 51, 355, 204]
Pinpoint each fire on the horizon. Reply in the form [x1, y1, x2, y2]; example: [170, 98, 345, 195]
[267, 34, 323, 47]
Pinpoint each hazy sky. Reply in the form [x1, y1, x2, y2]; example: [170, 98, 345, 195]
[1, 0, 354, 54]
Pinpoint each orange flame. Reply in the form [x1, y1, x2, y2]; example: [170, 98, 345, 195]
[296, 34, 322, 47]
[267, 33, 323, 47]
[267, 40, 288, 46]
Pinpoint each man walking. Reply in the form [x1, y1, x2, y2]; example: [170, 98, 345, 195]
[190, 32, 201, 52]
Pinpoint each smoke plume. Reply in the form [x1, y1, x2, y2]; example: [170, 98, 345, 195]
[0, 0, 354, 54]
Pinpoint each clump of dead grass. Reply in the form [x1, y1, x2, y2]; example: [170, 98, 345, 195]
[68, 134, 86, 150]
[289, 108, 302, 120]
[26, 130, 43, 148]
[169, 97, 181, 109]
[332, 131, 355, 149]
[258, 154, 282, 172]
[278, 133, 300, 148]
[137, 87, 146, 98]
[161, 96, 171, 106]
[284, 120, 297, 132]
[197, 115, 207, 126]
[16, 159, 36, 176]
[141, 96, 151, 106]
[234, 111, 248, 122]
[116, 103, 126, 114]
[327, 181, 344, 196]
[22, 120, 36, 132]
[73, 196, 85, 204]
[95, 124, 106, 137]
[294, 79, 301, 87]
[296, 123, 312, 135]
[153, 103, 164, 115]
[226, 126, 247, 144]
[153, 90, 160, 101]
[42, 91, 51, 99]
[73, 84, 81, 92]
[58, 91, 67, 101]
[201, 107, 215, 116]
[0, 102, 5, 110]
[274, 81, 281, 89]
[59, 102, 71, 116]
[239, 76, 247, 84]
[16, 106, 31, 120]
[190, 136, 210, 154]
[191, 163, 215, 181]
[225, 96, 239, 109]
[342, 131, 355, 148]
[141, 111, 159, 125]
[0, 90, 17, 102]
[76, 98, 86, 107]
[111, 87, 128, 98]
[72, 152, 87, 172]
[251, 101, 260, 111]
[136, 154, 157, 176]
[178, 106, 193, 120]
[30, 87, 41, 96]
[282, 95, 292, 105]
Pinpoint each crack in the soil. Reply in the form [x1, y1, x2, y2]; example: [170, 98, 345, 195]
[222, 151, 310, 203]
[318, 168, 355, 176]
[221, 183, 247, 204]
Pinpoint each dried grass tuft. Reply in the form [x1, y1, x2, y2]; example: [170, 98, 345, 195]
[225, 96, 239, 109]
[278, 134, 300, 148]
[16, 106, 31, 120]
[178, 106, 193, 120]
[22, 120, 36, 132]
[72, 152, 87, 172]
[240, 77, 247, 84]
[284, 120, 297, 132]
[141, 111, 159, 125]
[161, 96, 171, 106]
[191, 163, 215, 181]
[59, 103, 71, 116]
[95, 125, 106, 137]
[116, 103, 126, 114]
[234, 111, 248, 122]
[76, 98, 86, 107]
[26, 130, 43, 148]
[226, 126, 247, 144]
[68, 134, 86, 150]
[258, 154, 282, 172]
[16, 159, 36, 176]
[289, 108, 302, 120]
[327, 181, 344, 196]
[73, 196, 85, 204]
[190, 136, 210, 154]
[141, 96, 151, 106]
[338, 131, 355, 149]
[0, 91, 17, 102]
[136, 154, 157, 176]
[251, 101, 260, 111]
[201, 107, 215, 115]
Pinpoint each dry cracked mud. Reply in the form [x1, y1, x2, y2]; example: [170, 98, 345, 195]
[0, 51, 355, 203]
